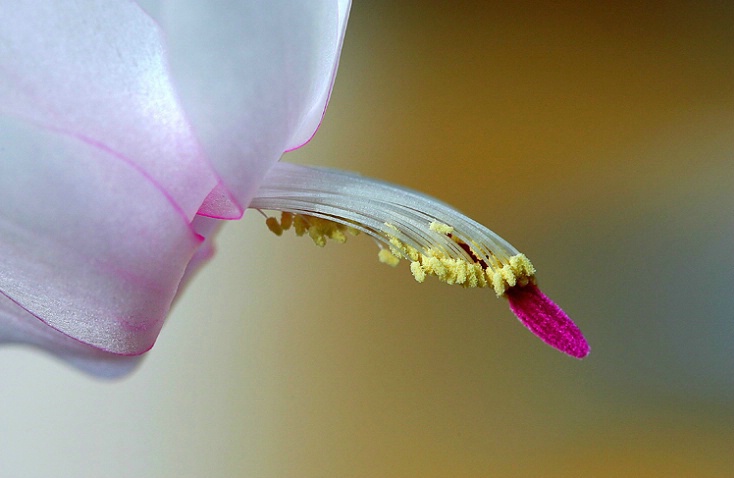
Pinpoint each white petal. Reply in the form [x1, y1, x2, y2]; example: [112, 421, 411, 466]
[0, 116, 201, 356]
[286, 0, 352, 150]
[0, 294, 142, 378]
[147, 0, 351, 211]
[0, 0, 222, 220]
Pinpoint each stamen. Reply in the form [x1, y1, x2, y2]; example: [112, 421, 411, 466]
[253, 162, 589, 358]
[265, 216, 283, 236]
[377, 248, 400, 267]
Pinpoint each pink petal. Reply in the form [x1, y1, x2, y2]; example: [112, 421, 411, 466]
[0, 294, 142, 378]
[177, 216, 224, 295]
[147, 0, 352, 214]
[0, 0, 224, 220]
[505, 284, 590, 359]
[0, 116, 201, 358]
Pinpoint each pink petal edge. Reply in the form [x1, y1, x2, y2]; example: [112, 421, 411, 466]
[505, 284, 590, 359]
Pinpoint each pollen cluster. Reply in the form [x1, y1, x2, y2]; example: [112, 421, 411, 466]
[380, 222, 535, 296]
[264, 213, 535, 297]
[265, 212, 359, 247]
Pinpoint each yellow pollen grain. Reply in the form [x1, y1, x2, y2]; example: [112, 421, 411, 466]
[293, 214, 309, 236]
[280, 212, 293, 230]
[429, 221, 454, 235]
[489, 253, 536, 295]
[378, 248, 400, 267]
[410, 261, 426, 282]
[265, 216, 283, 236]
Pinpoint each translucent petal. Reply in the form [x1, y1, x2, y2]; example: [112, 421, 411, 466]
[0, 294, 142, 378]
[147, 0, 352, 213]
[285, 0, 352, 150]
[0, 0, 221, 221]
[0, 115, 202, 356]
[177, 216, 224, 294]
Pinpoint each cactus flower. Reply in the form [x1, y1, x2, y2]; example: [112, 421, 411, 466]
[0, 0, 587, 378]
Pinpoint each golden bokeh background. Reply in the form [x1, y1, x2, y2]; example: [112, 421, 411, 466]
[1, 2, 732, 476]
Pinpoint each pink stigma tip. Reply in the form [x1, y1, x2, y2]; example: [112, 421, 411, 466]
[505, 284, 590, 359]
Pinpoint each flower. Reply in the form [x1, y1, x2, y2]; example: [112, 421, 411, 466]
[0, 1, 587, 378]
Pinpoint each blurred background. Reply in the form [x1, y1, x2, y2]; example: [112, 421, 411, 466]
[1, 1, 732, 476]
